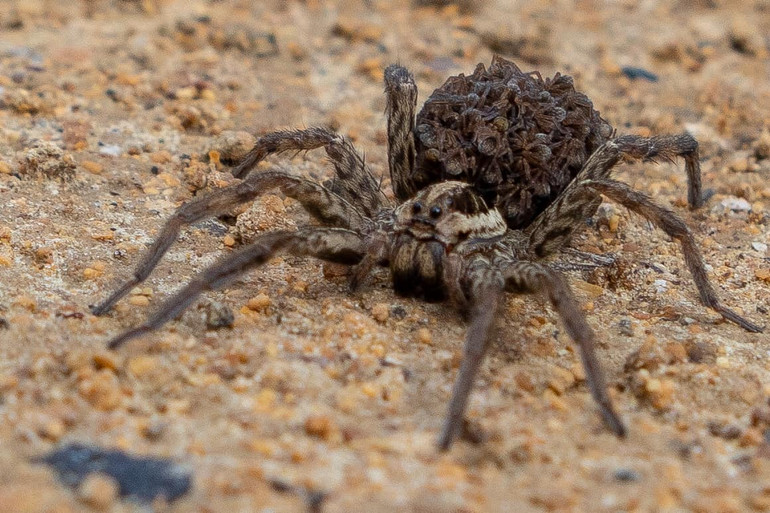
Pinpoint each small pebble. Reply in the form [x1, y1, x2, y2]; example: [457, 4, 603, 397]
[390, 305, 407, 319]
[212, 130, 255, 164]
[78, 473, 119, 510]
[685, 340, 716, 364]
[141, 419, 167, 441]
[572, 279, 605, 298]
[332, 18, 383, 43]
[415, 327, 432, 345]
[754, 130, 770, 160]
[728, 17, 765, 56]
[708, 421, 742, 440]
[304, 415, 337, 440]
[82, 267, 103, 279]
[547, 366, 575, 395]
[246, 294, 270, 311]
[371, 303, 389, 323]
[127, 355, 159, 377]
[34, 247, 54, 265]
[17, 141, 76, 179]
[613, 468, 640, 482]
[739, 427, 763, 447]
[39, 419, 66, 441]
[174, 86, 196, 100]
[76, 370, 122, 410]
[752, 242, 768, 252]
[92, 353, 119, 371]
[720, 196, 752, 212]
[621, 66, 659, 82]
[203, 300, 234, 329]
[618, 318, 634, 337]
[81, 160, 104, 174]
[648, 378, 675, 410]
[128, 295, 150, 307]
[570, 362, 586, 382]
[150, 150, 172, 164]
[99, 145, 122, 156]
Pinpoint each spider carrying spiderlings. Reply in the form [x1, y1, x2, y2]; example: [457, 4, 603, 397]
[92, 56, 763, 450]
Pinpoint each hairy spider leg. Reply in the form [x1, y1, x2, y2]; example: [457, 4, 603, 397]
[437, 261, 626, 450]
[504, 262, 626, 438]
[106, 228, 366, 349]
[91, 170, 369, 316]
[231, 127, 387, 217]
[587, 179, 762, 332]
[526, 135, 759, 331]
[384, 64, 418, 201]
[527, 134, 703, 259]
[437, 270, 502, 450]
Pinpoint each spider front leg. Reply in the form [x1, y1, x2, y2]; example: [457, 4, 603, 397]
[106, 228, 365, 349]
[91, 170, 369, 315]
[438, 261, 626, 450]
[384, 65, 418, 201]
[438, 274, 503, 450]
[231, 127, 386, 216]
[503, 262, 626, 438]
[588, 179, 763, 332]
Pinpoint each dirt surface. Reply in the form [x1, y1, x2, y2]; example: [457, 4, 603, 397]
[2, 1, 770, 511]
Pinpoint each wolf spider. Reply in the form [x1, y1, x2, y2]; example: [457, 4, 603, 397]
[93, 58, 762, 450]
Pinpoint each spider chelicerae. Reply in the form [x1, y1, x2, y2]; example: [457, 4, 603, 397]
[92, 57, 762, 450]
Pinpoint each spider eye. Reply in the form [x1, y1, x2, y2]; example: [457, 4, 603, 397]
[412, 202, 423, 214]
[429, 206, 442, 218]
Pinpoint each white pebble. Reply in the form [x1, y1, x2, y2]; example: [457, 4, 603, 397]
[99, 145, 123, 156]
[720, 196, 752, 212]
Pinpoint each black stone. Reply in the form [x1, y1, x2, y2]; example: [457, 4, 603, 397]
[613, 467, 640, 482]
[621, 66, 659, 82]
[37, 443, 192, 503]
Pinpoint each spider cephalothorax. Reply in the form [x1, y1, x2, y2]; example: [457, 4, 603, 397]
[92, 57, 763, 451]
[390, 182, 506, 301]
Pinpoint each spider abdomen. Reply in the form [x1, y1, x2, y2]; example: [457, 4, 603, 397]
[414, 56, 613, 230]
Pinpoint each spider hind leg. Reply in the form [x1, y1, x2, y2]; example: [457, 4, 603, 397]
[588, 179, 762, 332]
[526, 133, 704, 259]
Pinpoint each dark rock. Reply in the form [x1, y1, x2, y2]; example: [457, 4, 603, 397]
[613, 468, 640, 482]
[621, 66, 659, 82]
[37, 443, 192, 503]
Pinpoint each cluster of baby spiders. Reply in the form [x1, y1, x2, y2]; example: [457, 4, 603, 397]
[92, 57, 762, 450]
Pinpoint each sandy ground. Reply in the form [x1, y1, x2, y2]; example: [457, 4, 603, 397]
[1, 1, 770, 511]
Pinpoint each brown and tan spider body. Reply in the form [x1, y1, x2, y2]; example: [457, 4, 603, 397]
[390, 181, 507, 302]
[93, 57, 763, 451]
